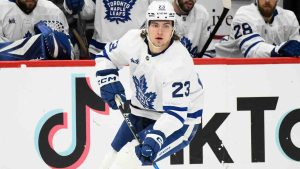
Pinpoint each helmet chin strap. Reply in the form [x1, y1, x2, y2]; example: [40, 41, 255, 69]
[147, 35, 162, 49]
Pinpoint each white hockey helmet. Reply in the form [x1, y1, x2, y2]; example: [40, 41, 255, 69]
[146, 0, 176, 24]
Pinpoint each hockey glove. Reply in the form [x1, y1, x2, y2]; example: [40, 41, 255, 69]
[65, 0, 84, 14]
[0, 35, 48, 60]
[96, 69, 126, 109]
[271, 40, 300, 57]
[135, 130, 166, 165]
[34, 21, 72, 60]
[34, 21, 53, 35]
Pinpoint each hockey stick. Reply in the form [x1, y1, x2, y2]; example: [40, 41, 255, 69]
[114, 95, 160, 169]
[72, 29, 89, 58]
[77, 13, 90, 58]
[197, 0, 231, 58]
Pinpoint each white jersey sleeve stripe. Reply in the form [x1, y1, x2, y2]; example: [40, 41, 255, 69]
[163, 106, 188, 112]
[163, 106, 188, 124]
[238, 33, 265, 57]
[239, 33, 261, 49]
[95, 50, 118, 73]
[90, 39, 106, 51]
[244, 40, 264, 57]
[187, 109, 203, 119]
[95, 48, 111, 60]
[165, 110, 185, 124]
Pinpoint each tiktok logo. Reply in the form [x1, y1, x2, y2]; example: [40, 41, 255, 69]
[34, 74, 109, 168]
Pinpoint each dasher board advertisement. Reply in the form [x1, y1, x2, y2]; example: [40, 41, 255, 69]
[0, 59, 299, 169]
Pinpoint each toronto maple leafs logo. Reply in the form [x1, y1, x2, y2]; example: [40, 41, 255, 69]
[133, 75, 157, 110]
[180, 36, 198, 57]
[103, 0, 136, 24]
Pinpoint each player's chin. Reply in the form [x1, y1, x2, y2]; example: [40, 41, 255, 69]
[154, 39, 163, 45]
[186, 5, 194, 10]
[26, 3, 36, 10]
[153, 43, 163, 47]
[184, 2, 194, 10]
[262, 10, 273, 18]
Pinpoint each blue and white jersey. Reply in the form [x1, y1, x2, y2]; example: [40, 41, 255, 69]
[95, 29, 204, 137]
[69, 0, 154, 56]
[175, 3, 210, 57]
[215, 3, 300, 58]
[0, 0, 69, 42]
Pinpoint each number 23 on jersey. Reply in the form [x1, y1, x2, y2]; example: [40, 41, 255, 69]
[172, 81, 190, 98]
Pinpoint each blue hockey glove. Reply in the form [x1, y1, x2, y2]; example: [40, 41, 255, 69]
[44, 31, 73, 59]
[135, 130, 166, 165]
[34, 21, 52, 36]
[34, 21, 72, 59]
[0, 35, 48, 60]
[96, 69, 126, 109]
[65, 0, 84, 14]
[271, 40, 300, 57]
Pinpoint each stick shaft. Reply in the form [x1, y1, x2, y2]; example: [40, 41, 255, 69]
[197, 8, 230, 58]
[114, 95, 159, 169]
[77, 13, 90, 58]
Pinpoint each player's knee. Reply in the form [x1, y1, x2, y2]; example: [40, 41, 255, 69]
[110, 140, 141, 169]
[99, 148, 118, 169]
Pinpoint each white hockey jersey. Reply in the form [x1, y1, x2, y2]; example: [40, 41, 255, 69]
[175, 3, 210, 57]
[215, 3, 300, 58]
[95, 29, 204, 137]
[0, 0, 69, 43]
[74, 0, 154, 56]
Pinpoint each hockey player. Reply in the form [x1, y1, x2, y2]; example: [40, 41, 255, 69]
[172, 0, 210, 57]
[0, 0, 73, 60]
[94, 1, 204, 168]
[64, 0, 155, 59]
[215, 0, 300, 58]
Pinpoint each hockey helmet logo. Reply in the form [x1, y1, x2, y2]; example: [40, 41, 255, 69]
[146, 1, 176, 22]
[158, 5, 166, 10]
[103, 0, 137, 24]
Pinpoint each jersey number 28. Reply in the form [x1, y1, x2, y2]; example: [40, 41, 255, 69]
[172, 81, 190, 97]
[234, 23, 253, 39]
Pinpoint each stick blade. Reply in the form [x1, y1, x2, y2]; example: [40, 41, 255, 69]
[222, 0, 232, 9]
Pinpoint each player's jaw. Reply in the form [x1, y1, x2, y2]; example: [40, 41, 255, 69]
[258, 0, 277, 19]
[16, 0, 38, 14]
[147, 20, 174, 53]
[178, 0, 196, 13]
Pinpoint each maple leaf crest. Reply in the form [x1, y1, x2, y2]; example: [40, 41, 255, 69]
[103, 0, 136, 24]
[180, 36, 198, 57]
[133, 75, 157, 110]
